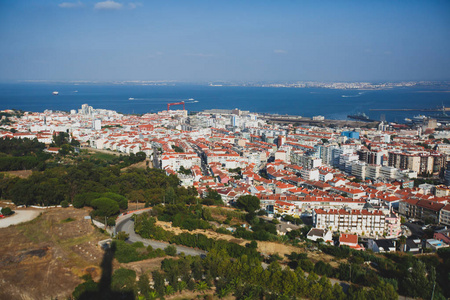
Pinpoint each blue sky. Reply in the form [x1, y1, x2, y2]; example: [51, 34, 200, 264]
[0, 0, 449, 82]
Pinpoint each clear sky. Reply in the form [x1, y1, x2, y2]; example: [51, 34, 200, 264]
[0, 0, 449, 82]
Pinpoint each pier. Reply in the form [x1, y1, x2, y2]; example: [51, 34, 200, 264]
[369, 106, 449, 112]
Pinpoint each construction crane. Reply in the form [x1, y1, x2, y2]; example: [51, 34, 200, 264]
[167, 101, 185, 111]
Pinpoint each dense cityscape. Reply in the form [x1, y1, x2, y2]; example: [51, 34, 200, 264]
[0, 102, 449, 298]
[1, 0, 450, 299]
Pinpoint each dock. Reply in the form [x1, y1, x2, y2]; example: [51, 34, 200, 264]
[369, 106, 449, 112]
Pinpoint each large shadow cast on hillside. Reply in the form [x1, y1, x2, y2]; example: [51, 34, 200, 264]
[78, 242, 134, 300]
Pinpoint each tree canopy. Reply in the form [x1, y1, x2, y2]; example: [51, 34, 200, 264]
[236, 195, 260, 213]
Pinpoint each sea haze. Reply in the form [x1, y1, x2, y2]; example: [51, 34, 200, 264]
[0, 83, 449, 123]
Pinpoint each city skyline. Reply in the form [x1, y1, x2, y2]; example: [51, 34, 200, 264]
[0, 0, 449, 82]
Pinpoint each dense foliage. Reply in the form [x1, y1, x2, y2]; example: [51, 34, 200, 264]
[151, 203, 211, 231]
[1, 163, 181, 206]
[317, 243, 448, 299]
[77, 243, 399, 300]
[236, 195, 260, 213]
[114, 240, 166, 263]
[0, 137, 49, 171]
[134, 213, 260, 260]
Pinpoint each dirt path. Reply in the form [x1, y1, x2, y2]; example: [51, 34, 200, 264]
[0, 210, 41, 228]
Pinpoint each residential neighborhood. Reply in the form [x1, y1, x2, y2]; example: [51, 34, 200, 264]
[2, 104, 450, 254]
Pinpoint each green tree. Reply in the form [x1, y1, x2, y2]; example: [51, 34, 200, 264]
[72, 276, 98, 300]
[151, 271, 165, 297]
[59, 144, 72, 156]
[398, 235, 407, 252]
[402, 260, 431, 298]
[115, 231, 129, 241]
[164, 245, 177, 256]
[135, 151, 146, 161]
[52, 132, 70, 147]
[236, 195, 260, 213]
[137, 274, 150, 299]
[332, 283, 346, 300]
[91, 197, 120, 217]
[165, 186, 176, 204]
[111, 268, 136, 293]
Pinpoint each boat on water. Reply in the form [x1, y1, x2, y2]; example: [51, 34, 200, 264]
[430, 105, 450, 122]
[52, 91, 59, 95]
[347, 112, 376, 122]
[128, 97, 134, 100]
[413, 115, 427, 121]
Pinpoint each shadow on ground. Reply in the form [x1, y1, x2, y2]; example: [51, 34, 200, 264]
[78, 243, 134, 300]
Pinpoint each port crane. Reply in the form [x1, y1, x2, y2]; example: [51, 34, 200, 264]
[167, 101, 185, 111]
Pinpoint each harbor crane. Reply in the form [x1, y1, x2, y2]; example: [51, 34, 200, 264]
[167, 101, 185, 111]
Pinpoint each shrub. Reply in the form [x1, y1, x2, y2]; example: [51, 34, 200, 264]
[61, 200, 69, 208]
[116, 231, 129, 241]
[164, 245, 177, 256]
[1, 207, 13, 216]
[61, 217, 75, 223]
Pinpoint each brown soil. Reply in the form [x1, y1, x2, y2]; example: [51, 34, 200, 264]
[0, 207, 108, 300]
[120, 257, 166, 276]
[121, 160, 150, 172]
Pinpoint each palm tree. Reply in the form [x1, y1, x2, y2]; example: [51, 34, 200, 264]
[230, 277, 241, 289]
[147, 290, 158, 300]
[217, 285, 232, 299]
[165, 285, 174, 296]
[178, 280, 187, 292]
[196, 281, 209, 293]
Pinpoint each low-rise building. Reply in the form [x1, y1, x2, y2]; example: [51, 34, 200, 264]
[306, 228, 333, 243]
[399, 199, 445, 224]
[339, 233, 364, 250]
[368, 239, 396, 253]
[440, 204, 450, 226]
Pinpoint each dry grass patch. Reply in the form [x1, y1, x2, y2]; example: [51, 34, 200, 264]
[1, 169, 33, 178]
[0, 207, 109, 300]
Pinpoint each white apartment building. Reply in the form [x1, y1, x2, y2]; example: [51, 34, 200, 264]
[313, 208, 397, 236]
[300, 169, 320, 181]
[380, 166, 399, 180]
[161, 152, 201, 171]
[351, 161, 366, 179]
[366, 164, 381, 179]
[291, 152, 322, 169]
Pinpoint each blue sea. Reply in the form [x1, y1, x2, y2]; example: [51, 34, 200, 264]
[0, 83, 449, 123]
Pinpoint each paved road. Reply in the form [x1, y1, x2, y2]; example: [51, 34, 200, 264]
[115, 210, 351, 289]
[115, 210, 206, 257]
[0, 209, 41, 228]
[403, 221, 425, 239]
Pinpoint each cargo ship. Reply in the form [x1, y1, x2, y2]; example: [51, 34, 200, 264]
[347, 112, 376, 122]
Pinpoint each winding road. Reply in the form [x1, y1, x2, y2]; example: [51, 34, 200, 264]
[115, 209, 206, 257]
[114, 209, 349, 289]
[0, 209, 41, 228]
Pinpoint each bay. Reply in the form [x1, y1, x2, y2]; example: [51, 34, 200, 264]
[0, 83, 449, 123]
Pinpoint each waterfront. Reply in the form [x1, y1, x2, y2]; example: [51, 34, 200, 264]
[0, 83, 449, 122]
